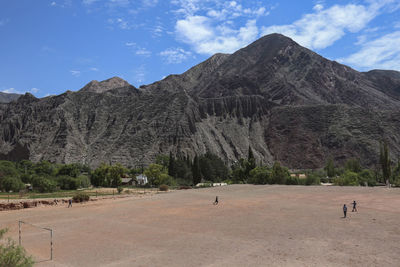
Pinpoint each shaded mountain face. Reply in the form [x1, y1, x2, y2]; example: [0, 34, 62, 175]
[0, 92, 21, 103]
[1, 33, 400, 168]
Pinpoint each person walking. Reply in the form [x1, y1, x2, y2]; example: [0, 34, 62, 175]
[343, 204, 347, 218]
[352, 200, 357, 212]
[68, 199, 72, 208]
[213, 196, 219, 205]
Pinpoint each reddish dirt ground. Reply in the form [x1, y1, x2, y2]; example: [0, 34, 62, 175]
[1, 185, 400, 267]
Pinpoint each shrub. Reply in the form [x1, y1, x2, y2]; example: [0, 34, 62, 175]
[159, 184, 169, 191]
[31, 176, 57, 193]
[1, 176, 25, 192]
[0, 228, 34, 267]
[334, 171, 359, 186]
[117, 186, 123, 194]
[57, 176, 79, 190]
[179, 185, 192, 190]
[72, 192, 90, 202]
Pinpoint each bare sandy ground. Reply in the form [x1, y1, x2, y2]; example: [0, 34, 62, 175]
[1, 185, 399, 267]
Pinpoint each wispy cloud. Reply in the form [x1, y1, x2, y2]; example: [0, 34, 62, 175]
[262, 3, 379, 50]
[70, 70, 81, 77]
[82, 0, 100, 5]
[338, 31, 400, 71]
[261, 1, 400, 51]
[90, 67, 99, 71]
[159, 47, 192, 63]
[1, 87, 39, 95]
[136, 48, 152, 57]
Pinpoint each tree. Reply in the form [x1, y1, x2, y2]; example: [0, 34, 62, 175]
[192, 155, 201, 185]
[90, 163, 126, 187]
[1, 177, 24, 192]
[345, 158, 361, 173]
[0, 228, 34, 267]
[380, 142, 391, 183]
[271, 162, 289, 184]
[325, 157, 335, 178]
[155, 155, 169, 171]
[248, 166, 270, 184]
[247, 146, 256, 171]
[168, 151, 176, 178]
[144, 164, 164, 186]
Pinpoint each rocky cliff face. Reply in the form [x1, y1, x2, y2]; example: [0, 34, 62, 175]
[1, 33, 400, 168]
[0, 92, 21, 103]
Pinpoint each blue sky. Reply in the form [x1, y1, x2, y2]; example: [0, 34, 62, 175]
[1, 0, 400, 97]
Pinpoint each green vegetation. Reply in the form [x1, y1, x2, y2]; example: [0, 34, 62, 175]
[0, 228, 34, 267]
[72, 192, 90, 202]
[0, 141, 399, 195]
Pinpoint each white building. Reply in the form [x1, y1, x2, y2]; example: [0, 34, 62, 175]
[136, 174, 148, 185]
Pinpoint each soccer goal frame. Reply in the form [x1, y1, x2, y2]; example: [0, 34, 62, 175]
[18, 220, 53, 261]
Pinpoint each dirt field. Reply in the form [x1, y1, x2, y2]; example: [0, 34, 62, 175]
[1, 185, 399, 267]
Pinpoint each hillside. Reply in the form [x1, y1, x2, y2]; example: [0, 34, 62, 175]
[1, 34, 400, 168]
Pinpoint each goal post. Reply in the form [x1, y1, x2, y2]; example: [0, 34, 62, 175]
[18, 220, 53, 261]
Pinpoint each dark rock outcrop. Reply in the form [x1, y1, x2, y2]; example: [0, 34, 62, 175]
[1, 34, 400, 168]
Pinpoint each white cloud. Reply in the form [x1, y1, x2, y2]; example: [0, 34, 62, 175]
[159, 48, 192, 63]
[172, 1, 269, 55]
[70, 70, 81, 77]
[262, 3, 379, 50]
[339, 31, 400, 71]
[125, 42, 136, 46]
[1, 87, 39, 95]
[136, 48, 152, 57]
[108, 18, 132, 30]
[51, 1, 57, 6]
[142, 0, 158, 7]
[82, 0, 99, 5]
[90, 67, 99, 71]
[2, 88, 21, 94]
[176, 17, 258, 54]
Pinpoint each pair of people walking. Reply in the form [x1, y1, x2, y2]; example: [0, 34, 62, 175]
[343, 200, 357, 218]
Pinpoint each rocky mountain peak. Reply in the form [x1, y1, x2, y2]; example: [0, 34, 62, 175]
[80, 77, 131, 93]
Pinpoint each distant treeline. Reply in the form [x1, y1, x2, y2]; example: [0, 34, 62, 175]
[1, 142, 399, 193]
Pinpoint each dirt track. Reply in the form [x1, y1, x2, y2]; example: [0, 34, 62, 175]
[1, 185, 399, 266]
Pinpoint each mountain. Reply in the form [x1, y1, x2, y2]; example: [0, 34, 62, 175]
[0, 92, 21, 103]
[1, 33, 400, 168]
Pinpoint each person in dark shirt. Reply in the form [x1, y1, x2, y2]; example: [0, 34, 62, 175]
[343, 204, 347, 218]
[213, 196, 219, 205]
[352, 200, 357, 212]
[68, 199, 72, 208]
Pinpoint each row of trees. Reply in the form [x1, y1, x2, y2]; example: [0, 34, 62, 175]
[1, 142, 400, 193]
[324, 142, 400, 186]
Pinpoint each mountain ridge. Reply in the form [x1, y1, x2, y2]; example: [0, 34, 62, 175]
[1, 33, 400, 168]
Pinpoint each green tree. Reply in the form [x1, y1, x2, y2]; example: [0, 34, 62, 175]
[271, 162, 289, 184]
[1, 176, 24, 192]
[90, 163, 126, 187]
[231, 159, 247, 183]
[56, 164, 81, 178]
[0, 228, 34, 267]
[168, 151, 176, 178]
[144, 164, 174, 186]
[248, 166, 270, 184]
[247, 146, 256, 171]
[325, 157, 335, 178]
[192, 154, 201, 185]
[379, 142, 391, 183]
[31, 175, 57, 193]
[155, 155, 169, 171]
[33, 161, 55, 176]
[345, 158, 361, 173]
